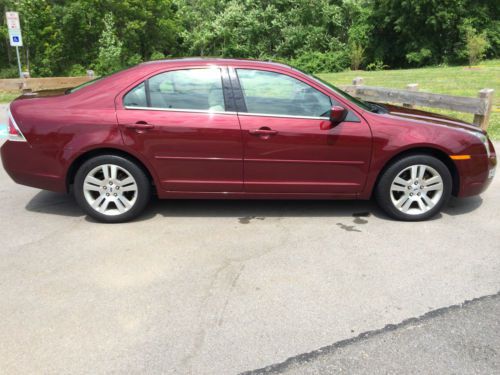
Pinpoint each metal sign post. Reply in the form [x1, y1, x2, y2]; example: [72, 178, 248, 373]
[5, 12, 23, 78]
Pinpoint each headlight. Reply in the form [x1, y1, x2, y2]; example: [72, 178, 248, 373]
[467, 130, 490, 158]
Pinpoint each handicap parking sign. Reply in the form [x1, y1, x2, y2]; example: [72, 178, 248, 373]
[8, 31, 23, 47]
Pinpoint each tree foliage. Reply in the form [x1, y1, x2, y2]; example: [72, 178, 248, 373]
[96, 13, 122, 75]
[465, 28, 490, 67]
[0, 0, 498, 77]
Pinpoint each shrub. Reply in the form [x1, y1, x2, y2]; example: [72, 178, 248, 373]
[366, 59, 388, 71]
[66, 64, 87, 76]
[349, 42, 365, 70]
[126, 54, 143, 67]
[0, 67, 19, 79]
[290, 51, 350, 74]
[465, 29, 489, 67]
[150, 51, 166, 60]
[406, 48, 432, 66]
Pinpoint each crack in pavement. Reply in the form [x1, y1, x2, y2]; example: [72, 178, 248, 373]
[180, 221, 293, 372]
[241, 290, 500, 374]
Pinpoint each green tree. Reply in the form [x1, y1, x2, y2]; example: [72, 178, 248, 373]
[96, 13, 122, 75]
[18, 0, 64, 76]
[368, 0, 498, 67]
[0, 0, 498, 76]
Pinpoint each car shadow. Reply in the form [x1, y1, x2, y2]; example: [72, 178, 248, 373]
[24, 190, 484, 223]
[443, 196, 483, 216]
[140, 197, 384, 222]
[25, 190, 84, 217]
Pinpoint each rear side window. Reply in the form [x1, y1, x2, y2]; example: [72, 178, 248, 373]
[124, 68, 225, 112]
[123, 82, 147, 107]
[236, 69, 331, 117]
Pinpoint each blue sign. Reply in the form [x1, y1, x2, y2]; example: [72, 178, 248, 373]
[8, 30, 23, 47]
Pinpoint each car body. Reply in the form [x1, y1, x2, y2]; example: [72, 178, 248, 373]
[1, 58, 496, 222]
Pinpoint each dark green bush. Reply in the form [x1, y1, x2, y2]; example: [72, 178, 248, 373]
[0, 67, 19, 79]
[290, 51, 350, 74]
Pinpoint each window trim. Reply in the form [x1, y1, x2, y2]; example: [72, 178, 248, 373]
[122, 67, 234, 113]
[237, 112, 330, 120]
[123, 105, 237, 116]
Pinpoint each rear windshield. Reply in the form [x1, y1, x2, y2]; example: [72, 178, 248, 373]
[66, 76, 106, 94]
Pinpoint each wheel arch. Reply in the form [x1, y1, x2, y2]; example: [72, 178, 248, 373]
[66, 147, 157, 194]
[372, 147, 459, 197]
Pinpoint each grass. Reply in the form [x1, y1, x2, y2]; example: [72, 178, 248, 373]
[317, 59, 500, 139]
[0, 92, 18, 103]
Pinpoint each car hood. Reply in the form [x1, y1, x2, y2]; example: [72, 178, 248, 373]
[379, 103, 482, 133]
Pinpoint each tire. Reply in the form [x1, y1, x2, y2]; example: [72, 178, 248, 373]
[74, 155, 151, 223]
[375, 154, 452, 221]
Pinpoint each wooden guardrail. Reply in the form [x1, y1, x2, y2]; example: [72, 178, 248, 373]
[0, 71, 95, 93]
[344, 77, 495, 131]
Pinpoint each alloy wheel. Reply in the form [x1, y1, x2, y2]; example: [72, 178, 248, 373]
[83, 164, 138, 216]
[389, 164, 444, 216]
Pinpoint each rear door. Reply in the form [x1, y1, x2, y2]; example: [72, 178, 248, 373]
[116, 67, 243, 193]
[232, 68, 372, 194]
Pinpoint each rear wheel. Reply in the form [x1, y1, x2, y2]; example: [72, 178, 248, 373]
[74, 155, 151, 223]
[375, 155, 452, 221]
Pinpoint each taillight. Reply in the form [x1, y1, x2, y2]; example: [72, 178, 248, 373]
[7, 106, 26, 142]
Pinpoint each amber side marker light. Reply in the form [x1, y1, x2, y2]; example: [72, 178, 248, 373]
[450, 155, 471, 160]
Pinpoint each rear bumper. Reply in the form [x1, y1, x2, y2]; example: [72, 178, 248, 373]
[1, 141, 66, 192]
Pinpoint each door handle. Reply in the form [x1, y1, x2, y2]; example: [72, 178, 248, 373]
[124, 122, 155, 131]
[249, 128, 278, 136]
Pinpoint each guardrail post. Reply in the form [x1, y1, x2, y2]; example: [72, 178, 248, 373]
[403, 83, 419, 108]
[21, 79, 31, 94]
[352, 77, 363, 98]
[473, 89, 494, 131]
[352, 77, 363, 86]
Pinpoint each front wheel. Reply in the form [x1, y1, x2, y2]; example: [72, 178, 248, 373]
[74, 155, 151, 223]
[375, 155, 452, 221]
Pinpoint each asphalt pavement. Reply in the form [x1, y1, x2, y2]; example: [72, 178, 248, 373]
[246, 292, 500, 374]
[0, 104, 499, 374]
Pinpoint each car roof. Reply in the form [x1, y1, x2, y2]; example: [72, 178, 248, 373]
[140, 57, 292, 70]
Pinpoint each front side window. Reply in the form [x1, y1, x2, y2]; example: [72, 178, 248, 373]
[124, 68, 226, 112]
[236, 69, 331, 117]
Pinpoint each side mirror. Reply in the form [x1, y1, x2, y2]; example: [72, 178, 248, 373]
[329, 106, 348, 125]
[320, 106, 348, 130]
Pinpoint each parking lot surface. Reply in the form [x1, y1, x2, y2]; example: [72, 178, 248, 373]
[1, 105, 499, 374]
[247, 292, 500, 374]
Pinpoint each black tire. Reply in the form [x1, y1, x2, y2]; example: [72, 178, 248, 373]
[74, 155, 151, 223]
[375, 154, 452, 221]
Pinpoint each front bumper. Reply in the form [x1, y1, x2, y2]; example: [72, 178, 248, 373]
[456, 146, 497, 197]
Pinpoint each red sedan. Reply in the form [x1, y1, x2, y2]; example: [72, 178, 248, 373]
[1, 58, 496, 222]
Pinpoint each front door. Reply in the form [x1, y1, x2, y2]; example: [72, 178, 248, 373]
[234, 68, 372, 194]
[116, 67, 243, 193]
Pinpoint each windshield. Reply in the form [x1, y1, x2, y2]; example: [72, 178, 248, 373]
[306, 73, 378, 112]
[291, 67, 384, 113]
